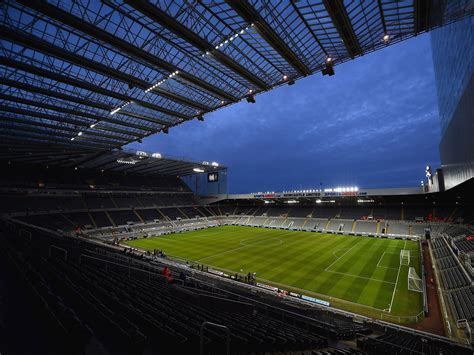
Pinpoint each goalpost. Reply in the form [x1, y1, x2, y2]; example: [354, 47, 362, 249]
[408, 267, 423, 292]
[400, 249, 410, 266]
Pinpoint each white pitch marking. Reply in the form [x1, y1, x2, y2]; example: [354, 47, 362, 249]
[376, 251, 398, 270]
[388, 240, 407, 313]
[323, 269, 396, 285]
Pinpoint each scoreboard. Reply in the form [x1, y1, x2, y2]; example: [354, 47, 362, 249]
[208, 172, 219, 182]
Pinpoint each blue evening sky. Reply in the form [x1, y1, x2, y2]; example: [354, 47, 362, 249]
[128, 33, 441, 194]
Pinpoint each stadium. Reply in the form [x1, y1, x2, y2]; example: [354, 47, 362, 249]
[0, 1, 473, 354]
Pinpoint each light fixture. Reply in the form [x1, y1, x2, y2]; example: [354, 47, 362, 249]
[145, 72, 179, 93]
[322, 58, 334, 76]
[283, 75, 288, 80]
[211, 162, 219, 167]
[70, 137, 75, 141]
[90, 123, 97, 128]
[383, 34, 390, 43]
[117, 159, 137, 165]
[110, 101, 132, 114]
[193, 168, 205, 173]
[77, 131, 83, 136]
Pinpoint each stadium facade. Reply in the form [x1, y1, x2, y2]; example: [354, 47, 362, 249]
[431, 15, 474, 190]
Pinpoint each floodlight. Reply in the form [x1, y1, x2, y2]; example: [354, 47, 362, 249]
[383, 34, 390, 43]
[193, 168, 205, 173]
[78, 132, 83, 136]
[211, 162, 219, 167]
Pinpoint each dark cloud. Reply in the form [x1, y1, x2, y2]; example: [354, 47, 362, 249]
[128, 34, 440, 193]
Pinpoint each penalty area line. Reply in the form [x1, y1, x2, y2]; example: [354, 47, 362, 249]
[388, 240, 407, 313]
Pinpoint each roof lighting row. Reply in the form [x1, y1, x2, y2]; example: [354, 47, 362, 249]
[202, 23, 254, 57]
[283, 189, 323, 193]
[70, 131, 83, 141]
[324, 187, 359, 192]
[145, 71, 179, 93]
[110, 101, 132, 115]
[116, 159, 137, 165]
[202, 161, 219, 167]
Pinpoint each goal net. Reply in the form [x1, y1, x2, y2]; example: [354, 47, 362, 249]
[400, 250, 410, 266]
[408, 267, 423, 292]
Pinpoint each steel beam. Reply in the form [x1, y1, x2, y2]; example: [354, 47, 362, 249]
[228, 0, 311, 76]
[1, 116, 129, 143]
[414, 0, 431, 34]
[0, 104, 143, 137]
[0, 124, 117, 148]
[1, 78, 171, 130]
[124, 0, 269, 90]
[0, 93, 160, 131]
[322, 0, 362, 58]
[17, 0, 237, 102]
[0, 56, 209, 112]
[0, 25, 204, 118]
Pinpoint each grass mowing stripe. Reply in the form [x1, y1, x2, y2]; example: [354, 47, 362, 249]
[124, 226, 423, 321]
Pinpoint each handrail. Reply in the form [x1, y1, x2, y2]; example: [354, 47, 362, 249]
[200, 321, 230, 355]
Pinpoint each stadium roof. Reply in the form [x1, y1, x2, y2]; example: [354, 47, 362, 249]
[0, 142, 224, 176]
[1, 0, 473, 150]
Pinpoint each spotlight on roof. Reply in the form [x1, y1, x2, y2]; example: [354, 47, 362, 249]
[193, 168, 205, 173]
[383, 34, 390, 43]
[322, 59, 334, 76]
[246, 95, 256, 104]
[283, 75, 288, 80]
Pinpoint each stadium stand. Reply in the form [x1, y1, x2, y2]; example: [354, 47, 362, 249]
[430, 236, 474, 324]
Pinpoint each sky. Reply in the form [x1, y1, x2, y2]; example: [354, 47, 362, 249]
[128, 33, 441, 194]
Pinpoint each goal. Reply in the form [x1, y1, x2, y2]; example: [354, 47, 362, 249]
[400, 250, 410, 265]
[408, 267, 423, 292]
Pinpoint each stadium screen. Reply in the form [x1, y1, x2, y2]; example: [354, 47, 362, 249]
[208, 172, 218, 183]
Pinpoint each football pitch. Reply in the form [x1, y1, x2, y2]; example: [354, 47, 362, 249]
[124, 226, 424, 322]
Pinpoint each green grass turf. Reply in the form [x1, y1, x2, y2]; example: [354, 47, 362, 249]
[124, 226, 424, 322]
